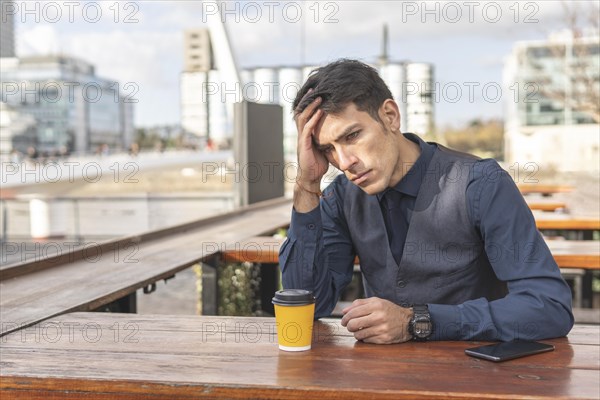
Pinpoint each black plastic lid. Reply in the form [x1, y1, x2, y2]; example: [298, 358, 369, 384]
[272, 289, 315, 306]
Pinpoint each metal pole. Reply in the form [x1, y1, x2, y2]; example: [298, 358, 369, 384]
[1, 199, 8, 245]
[74, 198, 82, 243]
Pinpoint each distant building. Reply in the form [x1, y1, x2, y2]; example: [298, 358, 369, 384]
[179, 24, 434, 156]
[0, 55, 134, 155]
[180, 28, 235, 148]
[180, 30, 210, 144]
[0, 0, 16, 58]
[0, 101, 36, 156]
[183, 29, 213, 73]
[504, 30, 600, 172]
[243, 62, 435, 157]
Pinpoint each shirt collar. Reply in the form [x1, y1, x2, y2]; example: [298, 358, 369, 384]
[377, 133, 436, 202]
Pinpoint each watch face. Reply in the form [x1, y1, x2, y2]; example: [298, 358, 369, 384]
[414, 321, 432, 337]
[411, 305, 432, 339]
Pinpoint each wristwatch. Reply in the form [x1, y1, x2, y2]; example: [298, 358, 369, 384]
[409, 304, 432, 341]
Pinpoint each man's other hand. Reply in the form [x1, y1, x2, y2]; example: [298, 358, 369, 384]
[341, 297, 413, 344]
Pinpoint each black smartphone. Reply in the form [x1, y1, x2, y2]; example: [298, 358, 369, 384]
[465, 340, 555, 362]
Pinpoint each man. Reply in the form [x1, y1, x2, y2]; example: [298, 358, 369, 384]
[279, 59, 573, 344]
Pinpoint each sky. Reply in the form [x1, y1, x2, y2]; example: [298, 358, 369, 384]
[10, 0, 586, 129]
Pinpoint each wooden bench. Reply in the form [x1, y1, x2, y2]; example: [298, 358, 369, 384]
[222, 237, 599, 312]
[0, 198, 293, 337]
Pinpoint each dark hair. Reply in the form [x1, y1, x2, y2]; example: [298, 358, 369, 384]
[293, 59, 393, 124]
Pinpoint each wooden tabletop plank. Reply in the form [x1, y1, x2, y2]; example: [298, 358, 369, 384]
[0, 199, 293, 337]
[533, 213, 600, 231]
[223, 237, 599, 269]
[518, 184, 574, 195]
[0, 313, 598, 400]
[222, 236, 286, 263]
[546, 240, 600, 269]
[526, 201, 567, 212]
[1, 315, 597, 369]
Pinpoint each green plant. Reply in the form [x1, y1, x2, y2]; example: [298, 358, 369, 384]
[217, 262, 262, 316]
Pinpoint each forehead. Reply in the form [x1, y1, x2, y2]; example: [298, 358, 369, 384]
[315, 103, 376, 145]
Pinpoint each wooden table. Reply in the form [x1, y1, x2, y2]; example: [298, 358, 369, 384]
[518, 184, 574, 196]
[527, 200, 567, 212]
[535, 214, 600, 232]
[0, 313, 597, 399]
[546, 240, 600, 270]
[534, 213, 600, 240]
[223, 237, 599, 270]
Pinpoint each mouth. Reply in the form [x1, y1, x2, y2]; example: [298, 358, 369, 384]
[351, 170, 371, 185]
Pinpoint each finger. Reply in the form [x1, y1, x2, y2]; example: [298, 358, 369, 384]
[296, 96, 322, 126]
[298, 109, 323, 150]
[353, 326, 380, 342]
[303, 108, 324, 135]
[342, 298, 368, 314]
[346, 315, 372, 333]
[341, 303, 372, 327]
[294, 88, 315, 115]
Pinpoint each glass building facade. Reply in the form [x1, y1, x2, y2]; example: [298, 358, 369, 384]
[0, 56, 134, 156]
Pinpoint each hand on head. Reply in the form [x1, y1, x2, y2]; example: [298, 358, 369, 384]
[294, 88, 329, 192]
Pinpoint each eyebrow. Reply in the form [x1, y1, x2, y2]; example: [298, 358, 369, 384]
[315, 123, 362, 151]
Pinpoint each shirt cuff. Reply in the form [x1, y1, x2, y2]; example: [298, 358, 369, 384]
[288, 206, 322, 241]
[428, 303, 462, 341]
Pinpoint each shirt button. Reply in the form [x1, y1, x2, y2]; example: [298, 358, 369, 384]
[397, 280, 406, 288]
[307, 223, 315, 230]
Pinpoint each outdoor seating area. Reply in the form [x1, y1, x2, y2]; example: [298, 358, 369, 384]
[2, 2, 600, 398]
[1, 183, 599, 398]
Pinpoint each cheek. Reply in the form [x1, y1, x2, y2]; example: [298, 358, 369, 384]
[366, 142, 391, 167]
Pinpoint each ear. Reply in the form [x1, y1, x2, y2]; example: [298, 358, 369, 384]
[379, 99, 401, 133]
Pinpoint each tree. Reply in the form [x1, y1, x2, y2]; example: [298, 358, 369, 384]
[532, 1, 600, 123]
[442, 119, 504, 160]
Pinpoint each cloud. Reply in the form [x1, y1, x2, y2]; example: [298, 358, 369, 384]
[10, 1, 587, 128]
[17, 24, 60, 56]
[63, 30, 181, 84]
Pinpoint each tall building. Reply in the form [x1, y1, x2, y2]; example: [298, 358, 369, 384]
[0, 56, 134, 155]
[0, 0, 16, 58]
[404, 63, 435, 136]
[503, 30, 600, 172]
[180, 27, 237, 147]
[183, 29, 213, 72]
[181, 29, 211, 145]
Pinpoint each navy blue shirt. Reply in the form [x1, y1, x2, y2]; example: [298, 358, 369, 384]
[280, 134, 574, 341]
[377, 135, 436, 264]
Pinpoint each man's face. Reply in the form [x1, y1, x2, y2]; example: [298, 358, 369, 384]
[314, 102, 403, 195]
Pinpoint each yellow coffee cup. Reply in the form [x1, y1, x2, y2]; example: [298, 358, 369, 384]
[272, 289, 316, 351]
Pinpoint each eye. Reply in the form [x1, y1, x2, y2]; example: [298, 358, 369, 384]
[346, 130, 360, 141]
[322, 146, 333, 154]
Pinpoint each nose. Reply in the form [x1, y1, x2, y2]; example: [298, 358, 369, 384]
[335, 147, 357, 172]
